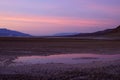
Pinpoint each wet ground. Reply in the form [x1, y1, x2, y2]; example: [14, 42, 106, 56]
[13, 53, 120, 65]
[0, 53, 120, 80]
[0, 53, 120, 66]
[0, 38, 120, 80]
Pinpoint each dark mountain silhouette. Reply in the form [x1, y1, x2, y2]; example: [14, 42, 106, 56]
[0, 28, 31, 37]
[71, 25, 120, 37]
[54, 33, 79, 36]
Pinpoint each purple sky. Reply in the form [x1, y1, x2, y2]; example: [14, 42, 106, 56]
[0, 0, 120, 35]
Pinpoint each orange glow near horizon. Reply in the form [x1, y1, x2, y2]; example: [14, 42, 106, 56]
[0, 14, 117, 26]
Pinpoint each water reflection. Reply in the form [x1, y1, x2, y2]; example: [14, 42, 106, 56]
[14, 54, 120, 64]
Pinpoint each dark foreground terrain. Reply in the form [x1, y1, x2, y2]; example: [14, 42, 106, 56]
[0, 37, 120, 55]
[0, 37, 120, 80]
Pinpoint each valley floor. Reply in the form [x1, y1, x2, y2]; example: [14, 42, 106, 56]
[0, 37, 120, 80]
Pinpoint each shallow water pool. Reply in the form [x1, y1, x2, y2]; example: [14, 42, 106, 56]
[13, 53, 120, 64]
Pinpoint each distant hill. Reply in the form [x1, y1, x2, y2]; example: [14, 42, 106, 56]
[71, 25, 120, 37]
[0, 28, 31, 37]
[54, 33, 79, 36]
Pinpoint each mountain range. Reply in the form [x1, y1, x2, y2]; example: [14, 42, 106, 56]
[54, 33, 79, 36]
[0, 25, 120, 37]
[0, 28, 31, 37]
[70, 25, 120, 37]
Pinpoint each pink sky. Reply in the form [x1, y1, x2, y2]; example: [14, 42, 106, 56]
[0, 0, 120, 35]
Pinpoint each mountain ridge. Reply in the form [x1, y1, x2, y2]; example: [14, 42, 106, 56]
[0, 28, 31, 37]
[70, 25, 120, 37]
[54, 32, 79, 36]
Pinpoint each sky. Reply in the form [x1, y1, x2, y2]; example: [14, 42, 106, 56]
[0, 0, 120, 36]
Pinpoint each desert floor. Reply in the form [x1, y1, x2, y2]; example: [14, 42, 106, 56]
[0, 37, 120, 80]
